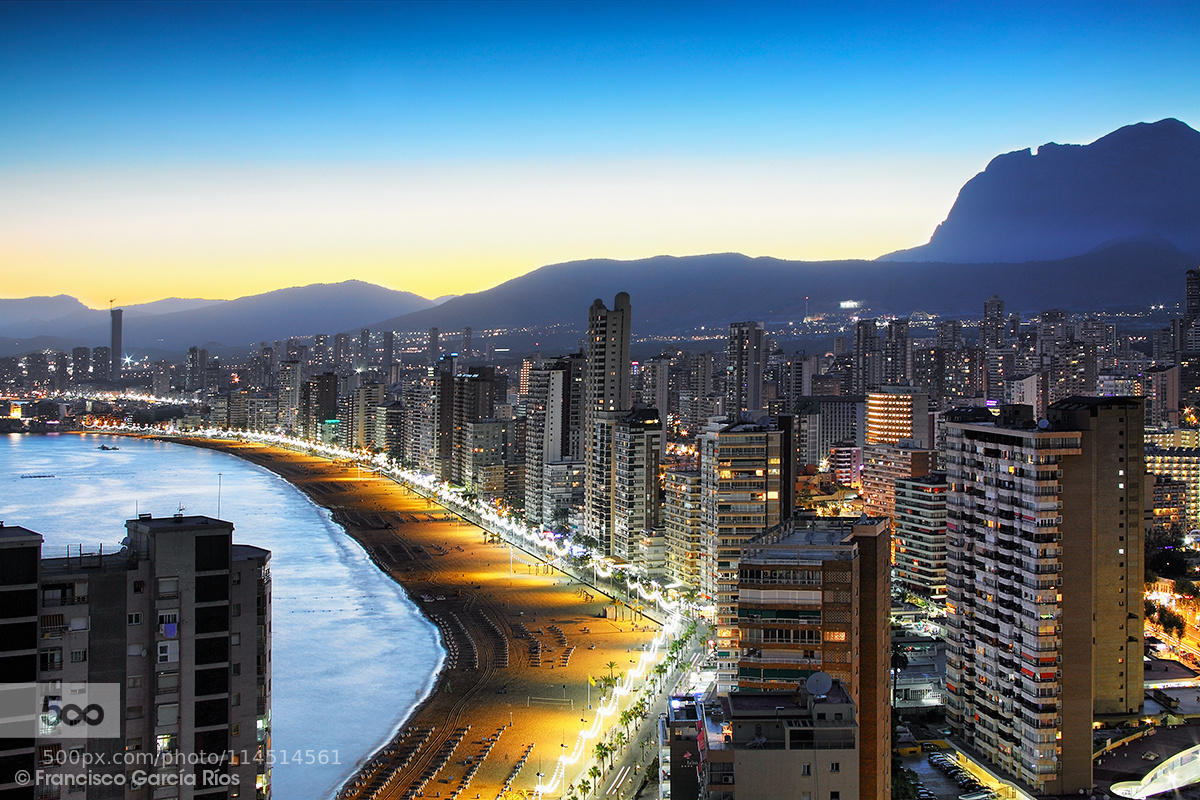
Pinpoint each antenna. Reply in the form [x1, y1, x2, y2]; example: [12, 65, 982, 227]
[109, 298, 116, 310]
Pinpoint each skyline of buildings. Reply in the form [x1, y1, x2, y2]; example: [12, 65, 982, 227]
[3, 265, 1200, 799]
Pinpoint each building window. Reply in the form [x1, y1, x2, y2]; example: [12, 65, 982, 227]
[232, 603, 242, 617]
[157, 577, 179, 599]
[801, 764, 811, 776]
[39, 649, 63, 672]
[231, 633, 241, 646]
[830, 762, 840, 773]
[128, 675, 143, 689]
[128, 612, 143, 625]
[70, 649, 87, 663]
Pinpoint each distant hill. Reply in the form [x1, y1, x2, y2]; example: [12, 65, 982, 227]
[370, 241, 1191, 334]
[0, 281, 434, 351]
[881, 118, 1200, 262]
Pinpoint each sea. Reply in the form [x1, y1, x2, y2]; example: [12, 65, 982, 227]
[0, 432, 444, 799]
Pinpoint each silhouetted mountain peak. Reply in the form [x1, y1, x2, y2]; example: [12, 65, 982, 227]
[882, 118, 1200, 263]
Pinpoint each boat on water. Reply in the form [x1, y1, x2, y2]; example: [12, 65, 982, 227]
[98, 444, 120, 451]
[20, 474, 56, 479]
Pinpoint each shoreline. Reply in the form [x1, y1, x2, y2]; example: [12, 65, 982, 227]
[160, 435, 664, 800]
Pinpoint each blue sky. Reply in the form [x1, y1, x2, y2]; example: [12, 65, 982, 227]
[1, 1, 1197, 302]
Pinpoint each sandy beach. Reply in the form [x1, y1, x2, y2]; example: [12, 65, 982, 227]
[173, 438, 662, 800]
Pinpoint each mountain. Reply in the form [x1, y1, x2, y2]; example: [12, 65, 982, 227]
[0, 281, 434, 351]
[370, 241, 1191, 334]
[124, 298, 222, 315]
[881, 118, 1200, 262]
[0, 295, 89, 327]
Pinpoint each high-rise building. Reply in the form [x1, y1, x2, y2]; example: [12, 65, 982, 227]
[1187, 268, 1200, 323]
[428, 327, 440, 365]
[859, 444, 935, 524]
[726, 321, 766, 415]
[981, 294, 1005, 349]
[461, 327, 472, 358]
[583, 293, 632, 553]
[451, 367, 507, 484]
[1145, 446, 1200, 529]
[92, 346, 111, 383]
[278, 359, 303, 430]
[338, 382, 386, 450]
[523, 355, 585, 526]
[300, 372, 338, 440]
[70, 346, 91, 383]
[852, 319, 880, 394]
[864, 387, 931, 449]
[893, 473, 948, 601]
[664, 468, 703, 588]
[333, 333, 353, 375]
[699, 417, 784, 692]
[612, 408, 662, 562]
[382, 330, 395, 371]
[110, 307, 123, 381]
[0, 515, 272, 799]
[735, 516, 892, 798]
[792, 396, 865, 468]
[944, 399, 1146, 796]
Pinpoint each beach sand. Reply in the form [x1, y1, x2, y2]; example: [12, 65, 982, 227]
[177, 438, 662, 800]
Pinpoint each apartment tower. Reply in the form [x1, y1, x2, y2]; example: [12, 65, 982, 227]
[944, 399, 1146, 795]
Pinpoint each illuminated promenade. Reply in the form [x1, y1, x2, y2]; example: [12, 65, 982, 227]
[161, 434, 699, 800]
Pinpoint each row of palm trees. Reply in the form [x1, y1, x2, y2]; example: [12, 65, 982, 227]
[563, 621, 701, 800]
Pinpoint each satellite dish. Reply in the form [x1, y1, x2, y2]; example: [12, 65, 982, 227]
[1037, 418, 1050, 430]
[805, 671, 833, 697]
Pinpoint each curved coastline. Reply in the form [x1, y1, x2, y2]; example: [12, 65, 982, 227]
[156, 436, 452, 796]
[138, 434, 667, 800]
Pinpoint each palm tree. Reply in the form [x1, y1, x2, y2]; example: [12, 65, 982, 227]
[593, 742, 609, 768]
[577, 778, 591, 798]
[613, 730, 628, 753]
[605, 660, 618, 681]
[588, 764, 601, 785]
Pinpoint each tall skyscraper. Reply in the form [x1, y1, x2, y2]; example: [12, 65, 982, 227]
[726, 321, 766, 414]
[944, 399, 1146, 796]
[583, 293, 632, 553]
[110, 307, 123, 381]
[461, 326, 472, 358]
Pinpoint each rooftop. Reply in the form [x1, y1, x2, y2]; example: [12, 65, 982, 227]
[127, 513, 233, 531]
[0, 523, 43, 542]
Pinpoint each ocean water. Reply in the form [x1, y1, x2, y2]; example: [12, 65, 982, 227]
[0, 432, 443, 799]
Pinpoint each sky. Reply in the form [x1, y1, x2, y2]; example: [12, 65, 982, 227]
[1, 1, 1198, 307]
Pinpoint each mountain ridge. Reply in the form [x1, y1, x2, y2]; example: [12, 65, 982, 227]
[880, 117, 1200, 262]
